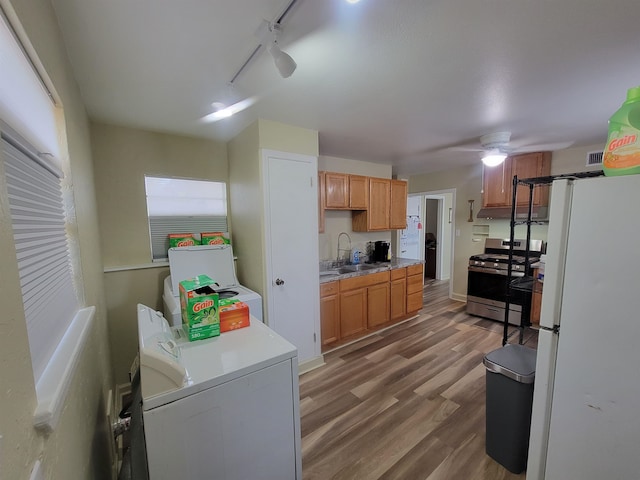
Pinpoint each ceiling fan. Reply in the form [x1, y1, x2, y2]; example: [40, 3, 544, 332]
[449, 131, 573, 167]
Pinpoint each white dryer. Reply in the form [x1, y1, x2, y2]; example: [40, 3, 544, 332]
[136, 304, 301, 480]
[162, 244, 262, 326]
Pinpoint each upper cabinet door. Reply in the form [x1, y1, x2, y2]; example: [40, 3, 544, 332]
[390, 180, 408, 229]
[512, 152, 551, 207]
[368, 178, 391, 230]
[325, 172, 349, 208]
[482, 152, 552, 209]
[482, 159, 512, 208]
[349, 175, 368, 209]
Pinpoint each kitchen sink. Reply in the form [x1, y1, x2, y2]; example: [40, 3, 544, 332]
[319, 270, 341, 277]
[337, 264, 380, 274]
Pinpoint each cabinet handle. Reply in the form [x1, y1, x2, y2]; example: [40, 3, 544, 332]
[275, 278, 285, 286]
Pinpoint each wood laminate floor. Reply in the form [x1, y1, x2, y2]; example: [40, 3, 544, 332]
[300, 280, 538, 480]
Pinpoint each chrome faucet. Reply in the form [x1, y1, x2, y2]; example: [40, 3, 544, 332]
[337, 232, 352, 263]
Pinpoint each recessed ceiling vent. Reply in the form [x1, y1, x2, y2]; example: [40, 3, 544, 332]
[586, 150, 603, 166]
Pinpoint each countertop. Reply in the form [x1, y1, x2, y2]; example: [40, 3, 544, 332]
[319, 257, 424, 284]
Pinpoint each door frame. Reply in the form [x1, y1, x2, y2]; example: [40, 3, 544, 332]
[399, 188, 456, 299]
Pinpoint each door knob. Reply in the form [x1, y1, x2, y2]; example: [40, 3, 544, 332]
[275, 278, 285, 286]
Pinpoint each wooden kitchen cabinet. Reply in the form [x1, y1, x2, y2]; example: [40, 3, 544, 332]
[323, 172, 369, 210]
[390, 267, 407, 320]
[349, 175, 368, 209]
[512, 152, 551, 207]
[321, 265, 421, 349]
[367, 282, 390, 328]
[340, 271, 390, 337]
[320, 281, 340, 345]
[482, 152, 551, 209]
[339, 287, 368, 338]
[325, 172, 349, 209]
[406, 263, 424, 313]
[352, 178, 408, 231]
[390, 180, 408, 229]
[320, 171, 407, 231]
[368, 177, 391, 230]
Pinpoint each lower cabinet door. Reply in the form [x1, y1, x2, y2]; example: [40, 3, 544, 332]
[390, 278, 407, 320]
[407, 291, 423, 313]
[320, 293, 340, 345]
[340, 288, 367, 338]
[367, 282, 390, 328]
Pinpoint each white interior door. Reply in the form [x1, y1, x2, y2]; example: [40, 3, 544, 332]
[263, 150, 320, 364]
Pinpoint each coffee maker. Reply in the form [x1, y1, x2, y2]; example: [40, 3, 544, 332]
[372, 241, 390, 262]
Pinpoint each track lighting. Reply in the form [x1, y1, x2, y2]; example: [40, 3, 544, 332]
[269, 41, 297, 78]
[268, 23, 297, 78]
[203, 2, 299, 122]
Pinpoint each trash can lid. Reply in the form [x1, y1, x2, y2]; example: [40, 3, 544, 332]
[483, 344, 537, 384]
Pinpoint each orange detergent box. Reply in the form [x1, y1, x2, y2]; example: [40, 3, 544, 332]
[200, 232, 230, 245]
[168, 233, 199, 248]
[219, 299, 250, 332]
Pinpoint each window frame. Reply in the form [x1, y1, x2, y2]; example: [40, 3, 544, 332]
[144, 175, 229, 261]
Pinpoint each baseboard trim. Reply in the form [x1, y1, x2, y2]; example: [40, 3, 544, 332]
[451, 292, 467, 303]
[298, 356, 325, 375]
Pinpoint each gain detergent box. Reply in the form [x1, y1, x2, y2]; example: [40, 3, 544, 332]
[169, 233, 199, 248]
[179, 274, 220, 341]
[200, 232, 230, 245]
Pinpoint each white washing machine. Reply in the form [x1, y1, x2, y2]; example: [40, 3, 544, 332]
[136, 303, 301, 480]
[162, 244, 262, 326]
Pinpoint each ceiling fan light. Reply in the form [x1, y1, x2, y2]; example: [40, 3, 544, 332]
[269, 43, 297, 78]
[482, 152, 507, 167]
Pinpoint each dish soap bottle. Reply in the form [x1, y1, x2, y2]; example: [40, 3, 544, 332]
[603, 86, 640, 176]
[352, 250, 360, 265]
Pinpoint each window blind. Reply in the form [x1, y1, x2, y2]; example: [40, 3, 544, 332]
[145, 176, 228, 260]
[2, 131, 79, 382]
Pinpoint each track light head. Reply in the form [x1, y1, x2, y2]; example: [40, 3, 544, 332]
[269, 42, 297, 78]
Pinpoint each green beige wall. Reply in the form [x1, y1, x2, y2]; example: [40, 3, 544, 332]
[227, 121, 263, 299]
[408, 143, 605, 300]
[0, 1, 112, 479]
[318, 155, 393, 262]
[228, 119, 318, 325]
[91, 122, 227, 385]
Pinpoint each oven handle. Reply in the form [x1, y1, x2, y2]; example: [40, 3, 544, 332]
[468, 266, 524, 277]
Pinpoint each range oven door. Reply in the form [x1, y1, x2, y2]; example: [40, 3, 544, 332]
[466, 267, 530, 324]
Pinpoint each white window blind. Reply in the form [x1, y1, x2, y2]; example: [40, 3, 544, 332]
[3, 130, 79, 382]
[0, 8, 60, 161]
[145, 176, 228, 261]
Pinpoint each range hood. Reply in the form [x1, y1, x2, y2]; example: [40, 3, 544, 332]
[476, 205, 549, 221]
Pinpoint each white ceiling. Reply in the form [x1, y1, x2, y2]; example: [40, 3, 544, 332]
[50, 0, 640, 176]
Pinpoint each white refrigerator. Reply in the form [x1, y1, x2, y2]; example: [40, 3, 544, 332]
[527, 175, 640, 479]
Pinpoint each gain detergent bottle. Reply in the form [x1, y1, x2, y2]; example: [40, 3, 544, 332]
[603, 86, 640, 176]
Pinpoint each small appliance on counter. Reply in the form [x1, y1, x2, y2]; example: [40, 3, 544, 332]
[372, 240, 390, 262]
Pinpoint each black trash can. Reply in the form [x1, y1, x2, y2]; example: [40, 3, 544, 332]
[483, 343, 537, 474]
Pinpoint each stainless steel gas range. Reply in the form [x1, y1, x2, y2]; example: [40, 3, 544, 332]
[466, 237, 545, 325]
